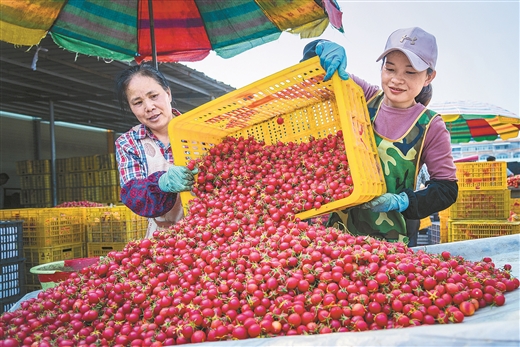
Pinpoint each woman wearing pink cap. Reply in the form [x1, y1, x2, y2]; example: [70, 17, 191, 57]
[302, 27, 458, 244]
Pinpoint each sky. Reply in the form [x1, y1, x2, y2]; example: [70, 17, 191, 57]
[183, 1, 519, 116]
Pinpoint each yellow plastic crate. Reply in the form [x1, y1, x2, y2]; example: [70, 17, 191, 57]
[23, 223, 84, 248]
[16, 160, 33, 175]
[84, 172, 99, 187]
[97, 153, 117, 170]
[32, 160, 51, 174]
[20, 190, 52, 207]
[0, 208, 84, 247]
[23, 243, 85, 265]
[450, 189, 510, 220]
[448, 220, 520, 242]
[23, 243, 85, 287]
[99, 185, 121, 203]
[85, 206, 146, 242]
[511, 198, 520, 215]
[84, 155, 100, 171]
[87, 242, 127, 257]
[438, 208, 450, 243]
[56, 158, 68, 173]
[99, 169, 120, 186]
[168, 57, 385, 220]
[455, 162, 507, 190]
[67, 157, 85, 172]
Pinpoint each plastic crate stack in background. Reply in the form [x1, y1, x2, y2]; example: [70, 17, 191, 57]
[429, 221, 441, 245]
[58, 153, 120, 204]
[17, 153, 121, 207]
[0, 208, 85, 293]
[0, 221, 25, 313]
[448, 161, 517, 242]
[86, 206, 147, 257]
[16, 159, 52, 207]
[169, 56, 386, 221]
[437, 208, 450, 243]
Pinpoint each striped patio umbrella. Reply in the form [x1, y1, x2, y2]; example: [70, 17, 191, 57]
[0, 0, 343, 65]
[430, 101, 520, 144]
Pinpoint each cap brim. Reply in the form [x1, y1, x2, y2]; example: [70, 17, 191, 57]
[376, 48, 429, 72]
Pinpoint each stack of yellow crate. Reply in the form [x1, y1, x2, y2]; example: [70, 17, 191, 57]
[85, 206, 147, 257]
[0, 208, 85, 292]
[16, 160, 52, 207]
[0, 205, 146, 292]
[17, 154, 121, 207]
[447, 161, 520, 242]
[57, 153, 120, 204]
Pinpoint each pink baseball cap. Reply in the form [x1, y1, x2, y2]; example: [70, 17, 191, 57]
[376, 27, 438, 71]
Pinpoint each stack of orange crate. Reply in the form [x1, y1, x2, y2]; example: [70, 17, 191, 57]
[85, 206, 147, 257]
[448, 161, 520, 242]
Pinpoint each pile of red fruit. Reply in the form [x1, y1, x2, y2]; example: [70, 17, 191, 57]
[507, 174, 520, 188]
[1, 134, 518, 347]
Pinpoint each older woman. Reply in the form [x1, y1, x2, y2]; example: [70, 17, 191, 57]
[115, 64, 197, 238]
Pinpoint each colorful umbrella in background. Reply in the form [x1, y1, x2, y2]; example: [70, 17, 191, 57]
[0, 0, 343, 66]
[429, 101, 520, 144]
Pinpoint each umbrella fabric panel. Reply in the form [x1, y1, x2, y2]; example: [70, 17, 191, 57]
[445, 118, 497, 144]
[256, 0, 330, 36]
[0, 0, 343, 63]
[137, 0, 212, 63]
[466, 118, 499, 141]
[50, 0, 138, 62]
[0, 0, 66, 46]
[430, 100, 520, 144]
[487, 118, 520, 140]
[194, 1, 281, 60]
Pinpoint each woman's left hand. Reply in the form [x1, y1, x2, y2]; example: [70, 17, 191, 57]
[158, 166, 198, 193]
[361, 192, 409, 213]
[316, 41, 350, 81]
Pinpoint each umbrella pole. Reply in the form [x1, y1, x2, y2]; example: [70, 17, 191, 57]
[148, 0, 158, 69]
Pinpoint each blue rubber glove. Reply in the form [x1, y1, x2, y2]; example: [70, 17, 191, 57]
[158, 166, 198, 193]
[316, 41, 350, 81]
[361, 192, 409, 213]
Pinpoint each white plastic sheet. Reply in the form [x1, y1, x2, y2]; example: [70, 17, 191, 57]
[9, 235, 520, 346]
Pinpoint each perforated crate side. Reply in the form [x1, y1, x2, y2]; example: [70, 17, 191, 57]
[0, 221, 23, 262]
[85, 206, 146, 242]
[455, 162, 507, 190]
[169, 56, 386, 221]
[22, 223, 84, 248]
[429, 222, 441, 244]
[87, 242, 127, 257]
[448, 220, 520, 242]
[0, 208, 83, 229]
[0, 293, 26, 314]
[23, 243, 85, 267]
[0, 259, 26, 300]
[511, 198, 520, 215]
[449, 189, 510, 220]
[417, 229, 430, 246]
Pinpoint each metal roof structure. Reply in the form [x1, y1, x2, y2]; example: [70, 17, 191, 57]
[0, 35, 236, 134]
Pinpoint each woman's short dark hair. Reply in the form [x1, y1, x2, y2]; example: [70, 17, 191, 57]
[115, 64, 171, 113]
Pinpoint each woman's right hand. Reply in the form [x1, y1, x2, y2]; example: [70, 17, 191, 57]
[316, 41, 349, 81]
[158, 165, 198, 193]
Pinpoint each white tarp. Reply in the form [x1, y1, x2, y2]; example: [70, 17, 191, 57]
[10, 235, 520, 347]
